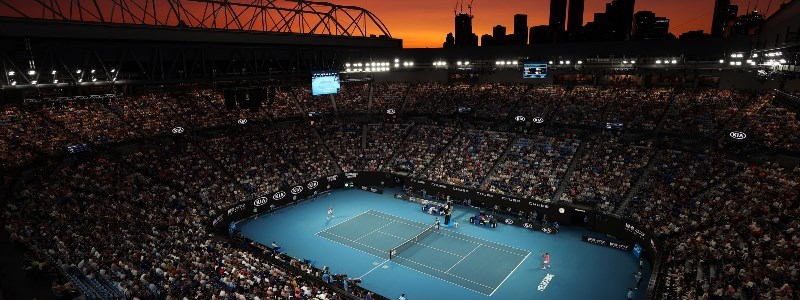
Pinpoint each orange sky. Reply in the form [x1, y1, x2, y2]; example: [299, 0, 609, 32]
[327, 0, 779, 48]
[2, 0, 782, 48]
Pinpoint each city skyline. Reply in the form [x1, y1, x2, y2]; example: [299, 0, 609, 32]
[323, 0, 779, 47]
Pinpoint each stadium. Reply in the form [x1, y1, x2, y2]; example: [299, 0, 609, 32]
[0, 0, 799, 299]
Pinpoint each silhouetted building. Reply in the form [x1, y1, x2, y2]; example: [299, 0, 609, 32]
[443, 32, 455, 48]
[679, 30, 710, 40]
[632, 11, 671, 40]
[488, 25, 507, 46]
[481, 34, 494, 47]
[513, 14, 529, 45]
[725, 11, 765, 37]
[567, 0, 585, 32]
[609, 0, 636, 40]
[583, 0, 635, 41]
[711, 0, 731, 36]
[493, 25, 507, 38]
[549, 0, 567, 41]
[454, 12, 478, 47]
[530, 25, 552, 44]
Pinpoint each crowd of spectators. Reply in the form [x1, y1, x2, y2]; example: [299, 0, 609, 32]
[559, 132, 653, 213]
[125, 141, 244, 210]
[335, 83, 369, 114]
[370, 83, 409, 115]
[485, 136, 579, 202]
[319, 122, 410, 172]
[420, 129, 513, 188]
[4, 156, 348, 299]
[602, 88, 673, 131]
[655, 162, 799, 299]
[725, 92, 800, 152]
[385, 124, 460, 174]
[262, 125, 339, 183]
[403, 82, 451, 115]
[660, 89, 753, 138]
[551, 86, 609, 126]
[625, 150, 743, 233]
[37, 97, 140, 144]
[198, 130, 299, 196]
[296, 86, 336, 115]
[3, 84, 800, 299]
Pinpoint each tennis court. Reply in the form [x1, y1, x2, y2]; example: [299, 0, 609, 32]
[316, 210, 530, 296]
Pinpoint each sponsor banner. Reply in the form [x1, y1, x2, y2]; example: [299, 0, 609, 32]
[359, 186, 384, 194]
[403, 177, 571, 224]
[253, 196, 269, 207]
[582, 235, 632, 251]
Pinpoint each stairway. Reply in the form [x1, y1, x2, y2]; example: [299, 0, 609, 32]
[614, 149, 664, 216]
[312, 127, 343, 173]
[552, 137, 590, 202]
[480, 135, 518, 188]
[381, 122, 416, 172]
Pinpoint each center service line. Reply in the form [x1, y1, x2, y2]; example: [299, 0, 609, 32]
[359, 259, 390, 279]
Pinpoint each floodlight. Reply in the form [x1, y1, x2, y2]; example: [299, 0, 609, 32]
[53, 79, 58, 83]
[655, 60, 662, 64]
[91, 69, 96, 73]
[346, 63, 351, 67]
[31, 80, 37, 84]
[7, 71, 14, 76]
[577, 61, 583, 64]
[76, 69, 82, 74]
[28, 70, 36, 75]
[465, 61, 470, 65]
[565, 60, 571, 64]
[671, 60, 677, 64]
[11, 81, 16, 85]
[623, 60, 628, 64]
[559, 61, 564, 65]
[457, 61, 462, 66]
[512, 61, 517, 65]
[779, 59, 787, 64]
[394, 58, 399, 62]
[729, 61, 736, 65]
[719, 59, 725, 64]
[548, 61, 553, 64]
[51, 70, 57, 75]
[92, 77, 97, 82]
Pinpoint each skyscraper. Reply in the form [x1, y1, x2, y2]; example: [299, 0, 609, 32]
[513, 14, 529, 45]
[530, 25, 552, 44]
[711, 0, 731, 36]
[492, 25, 507, 45]
[582, 0, 635, 41]
[549, 0, 568, 33]
[567, 0, 585, 33]
[454, 12, 478, 47]
[632, 11, 671, 40]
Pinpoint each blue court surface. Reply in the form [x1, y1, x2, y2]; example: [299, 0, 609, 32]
[238, 189, 650, 300]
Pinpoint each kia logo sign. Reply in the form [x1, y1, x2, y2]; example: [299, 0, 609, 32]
[523, 223, 533, 229]
[253, 196, 269, 207]
[505, 219, 514, 225]
[514, 116, 526, 122]
[291, 186, 304, 194]
[532, 117, 544, 124]
[386, 108, 396, 115]
[171, 127, 185, 134]
[272, 191, 286, 200]
[558, 207, 565, 214]
[729, 131, 747, 140]
[307, 181, 319, 189]
[237, 118, 248, 125]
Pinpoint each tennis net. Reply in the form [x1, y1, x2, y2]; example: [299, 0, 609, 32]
[388, 225, 437, 260]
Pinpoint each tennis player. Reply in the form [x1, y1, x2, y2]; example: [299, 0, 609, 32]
[541, 252, 551, 270]
[327, 206, 334, 220]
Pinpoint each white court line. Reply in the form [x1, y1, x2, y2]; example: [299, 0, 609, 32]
[392, 256, 494, 289]
[377, 230, 463, 258]
[359, 259, 389, 279]
[317, 226, 491, 296]
[355, 221, 395, 241]
[447, 244, 480, 273]
[366, 210, 530, 257]
[318, 231, 388, 255]
[315, 210, 374, 235]
[489, 251, 531, 297]
[388, 259, 491, 296]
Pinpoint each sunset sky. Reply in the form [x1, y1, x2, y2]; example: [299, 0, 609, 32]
[327, 0, 780, 48]
[2, 0, 784, 48]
